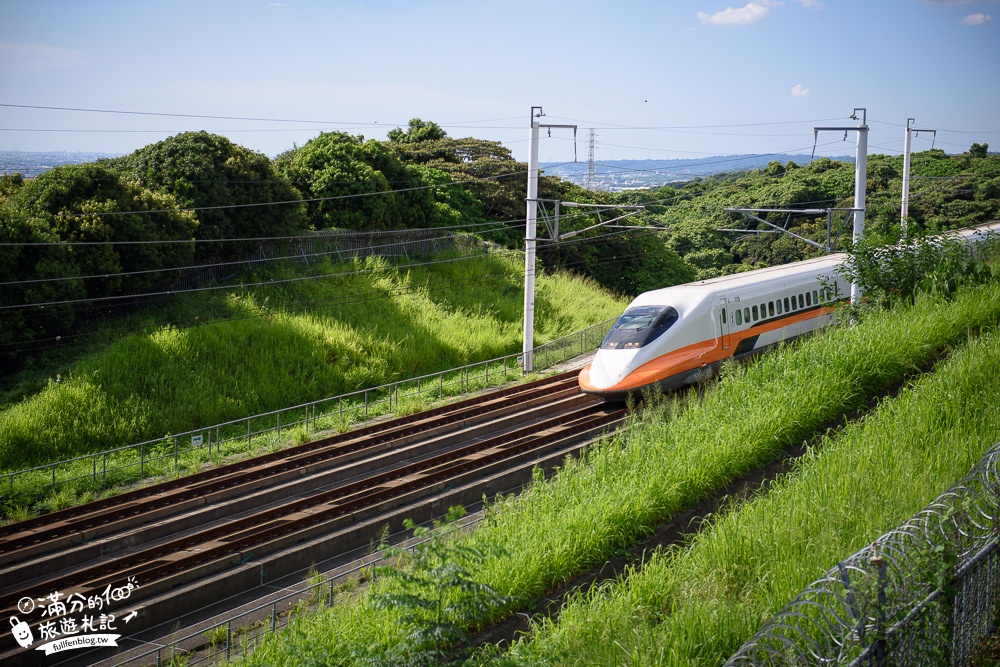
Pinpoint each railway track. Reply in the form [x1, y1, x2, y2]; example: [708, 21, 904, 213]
[0, 369, 627, 666]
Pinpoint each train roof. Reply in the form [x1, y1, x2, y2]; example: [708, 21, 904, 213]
[629, 253, 845, 308]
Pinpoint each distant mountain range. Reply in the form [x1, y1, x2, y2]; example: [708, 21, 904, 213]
[542, 154, 854, 191]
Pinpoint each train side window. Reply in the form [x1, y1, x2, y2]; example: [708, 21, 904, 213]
[806, 292, 811, 307]
[752, 305, 759, 321]
[813, 290, 819, 305]
[768, 301, 775, 317]
[735, 309, 743, 325]
[721, 308, 727, 324]
[744, 307, 750, 323]
[784, 297, 790, 311]
[776, 299, 782, 315]
[798, 294, 805, 309]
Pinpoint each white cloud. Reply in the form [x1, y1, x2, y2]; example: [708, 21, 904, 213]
[269, 2, 286, 7]
[791, 84, 811, 97]
[962, 12, 993, 23]
[0, 41, 86, 71]
[796, 0, 823, 8]
[696, 2, 776, 25]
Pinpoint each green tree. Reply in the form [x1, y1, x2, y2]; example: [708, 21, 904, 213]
[388, 118, 448, 144]
[112, 131, 306, 258]
[0, 162, 197, 351]
[363, 507, 514, 666]
[0, 172, 24, 206]
[274, 131, 398, 230]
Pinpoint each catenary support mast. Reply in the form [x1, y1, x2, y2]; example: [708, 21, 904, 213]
[814, 108, 868, 305]
[900, 118, 936, 238]
[523, 107, 577, 373]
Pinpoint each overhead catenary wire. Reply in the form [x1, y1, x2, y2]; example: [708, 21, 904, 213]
[0, 167, 545, 225]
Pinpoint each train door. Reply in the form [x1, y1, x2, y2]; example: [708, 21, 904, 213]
[718, 296, 731, 350]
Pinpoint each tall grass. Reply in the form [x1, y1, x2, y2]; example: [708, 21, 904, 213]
[238, 282, 1000, 667]
[511, 324, 1000, 667]
[0, 252, 625, 472]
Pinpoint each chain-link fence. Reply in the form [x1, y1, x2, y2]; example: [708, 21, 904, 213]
[727, 442, 1000, 667]
[0, 228, 493, 367]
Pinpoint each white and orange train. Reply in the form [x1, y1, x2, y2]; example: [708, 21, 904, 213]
[579, 221, 1000, 399]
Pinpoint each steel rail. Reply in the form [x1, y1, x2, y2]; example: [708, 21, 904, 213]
[0, 372, 580, 556]
[0, 392, 624, 619]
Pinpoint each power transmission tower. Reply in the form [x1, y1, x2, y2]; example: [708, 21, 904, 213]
[585, 129, 596, 190]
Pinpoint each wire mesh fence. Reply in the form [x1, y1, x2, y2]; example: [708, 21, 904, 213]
[0, 228, 493, 366]
[726, 442, 1000, 667]
[1, 318, 615, 510]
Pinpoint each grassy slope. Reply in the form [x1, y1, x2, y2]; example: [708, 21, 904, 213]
[514, 323, 1000, 667]
[239, 281, 1000, 667]
[0, 251, 626, 472]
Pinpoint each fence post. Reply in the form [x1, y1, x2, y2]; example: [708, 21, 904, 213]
[226, 621, 232, 659]
[248, 418, 252, 448]
[140, 443, 144, 479]
[174, 435, 179, 468]
[277, 411, 281, 437]
[870, 544, 888, 666]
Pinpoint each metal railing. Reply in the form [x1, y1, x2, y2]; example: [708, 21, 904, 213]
[1, 318, 615, 507]
[726, 442, 1000, 667]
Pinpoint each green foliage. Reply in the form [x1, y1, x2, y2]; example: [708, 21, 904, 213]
[361, 507, 514, 666]
[235, 280, 1000, 667]
[274, 131, 482, 232]
[111, 131, 307, 258]
[0, 172, 24, 204]
[544, 231, 696, 296]
[838, 228, 998, 308]
[626, 148, 1000, 284]
[0, 251, 625, 473]
[388, 118, 448, 144]
[0, 162, 197, 348]
[513, 322, 1000, 666]
[388, 136, 527, 245]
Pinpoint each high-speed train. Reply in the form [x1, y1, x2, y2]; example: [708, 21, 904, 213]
[579, 221, 1000, 399]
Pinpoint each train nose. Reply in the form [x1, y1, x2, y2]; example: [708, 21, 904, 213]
[587, 349, 638, 389]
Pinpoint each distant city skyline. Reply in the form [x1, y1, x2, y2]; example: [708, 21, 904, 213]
[2, 0, 997, 164]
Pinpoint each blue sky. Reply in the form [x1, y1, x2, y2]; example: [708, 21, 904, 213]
[1, 0, 996, 163]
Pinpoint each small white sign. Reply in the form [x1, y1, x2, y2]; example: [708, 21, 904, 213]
[191, 434, 204, 447]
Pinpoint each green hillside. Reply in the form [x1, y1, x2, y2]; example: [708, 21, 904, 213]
[0, 250, 625, 474]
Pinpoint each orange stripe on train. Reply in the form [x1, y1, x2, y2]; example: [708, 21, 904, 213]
[580, 305, 834, 394]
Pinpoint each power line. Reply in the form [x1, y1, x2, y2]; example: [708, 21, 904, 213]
[0, 225, 521, 286]
[0, 218, 524, 248]
[0, 169, 535, 224]
[0, 253, 499, 312]
[0, 247, 656, 352]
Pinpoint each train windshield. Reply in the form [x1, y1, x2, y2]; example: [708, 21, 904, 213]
[600, 305, 679, 350]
